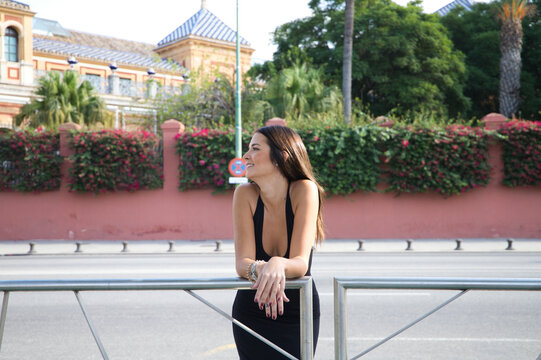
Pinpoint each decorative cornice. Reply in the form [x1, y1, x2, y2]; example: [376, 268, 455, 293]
[0, 0, 31, 11]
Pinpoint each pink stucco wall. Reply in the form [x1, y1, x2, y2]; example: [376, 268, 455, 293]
[1, 117, 540, 241]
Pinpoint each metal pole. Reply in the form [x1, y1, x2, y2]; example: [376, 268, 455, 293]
[74, 291, 109, 360]
[334, 279, 347, 360]
[0, 291, 9, 351]
[153, 109, 158, 135]
[300, 278, 314, 360]
[235, 0, 242, 159]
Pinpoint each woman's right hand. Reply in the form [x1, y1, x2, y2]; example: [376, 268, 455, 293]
[252, 258, 290, 320]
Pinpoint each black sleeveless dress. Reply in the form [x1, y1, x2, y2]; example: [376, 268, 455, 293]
[232, 184, 320, 359]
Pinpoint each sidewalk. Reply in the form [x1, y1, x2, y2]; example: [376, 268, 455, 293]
[1, 238, 541, 256]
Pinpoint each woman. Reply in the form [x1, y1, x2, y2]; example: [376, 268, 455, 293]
[232, 125, 324, 359]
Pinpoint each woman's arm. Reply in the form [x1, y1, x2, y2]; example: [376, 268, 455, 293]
[233, 183, 257, 279]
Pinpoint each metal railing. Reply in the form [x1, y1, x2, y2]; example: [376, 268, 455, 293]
[34, 70, 184, 99]
[0, 277, 314, 360]
[334, 277, 541, 360]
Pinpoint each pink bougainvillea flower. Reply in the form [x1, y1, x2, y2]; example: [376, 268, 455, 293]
[402, 139, 409, 147]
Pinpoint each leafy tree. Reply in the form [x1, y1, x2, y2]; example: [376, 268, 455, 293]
[154, 69, 272, 131]
[497, 0, 536, 117]
[15, 71, 108, 130]
[442, 0, 540, 120]
[257, 0, 470, 117]
[154, 70, 235, 129]
[440, 2, 501, 118]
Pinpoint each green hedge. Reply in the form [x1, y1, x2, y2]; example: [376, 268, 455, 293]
[300, 126, 391, 195]
[69, 130, 163, 193]
[176, 124, 495, 197]
[499, 120, 541, 187]
[0, 130, 61, 192]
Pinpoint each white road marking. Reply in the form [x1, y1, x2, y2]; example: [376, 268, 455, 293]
[319, 292, 431, 296]
[319, 337, 541, 343]
[0, 268, 235, 276]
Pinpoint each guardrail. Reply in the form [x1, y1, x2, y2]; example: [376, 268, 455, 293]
[0, 277, 313, 360]
[334, 277, 541, 360]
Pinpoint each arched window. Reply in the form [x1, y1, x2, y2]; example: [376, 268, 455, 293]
[5, 27, 18, 62]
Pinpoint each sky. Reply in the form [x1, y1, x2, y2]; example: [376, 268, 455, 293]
[25, 0, 491, 63]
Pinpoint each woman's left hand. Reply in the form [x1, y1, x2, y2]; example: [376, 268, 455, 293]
[252, 257, 290, 319]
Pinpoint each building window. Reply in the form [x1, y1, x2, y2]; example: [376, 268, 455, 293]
[119, 77, 133, 96]
[5, 27, 18, 62]
[83, 74, 103, 93]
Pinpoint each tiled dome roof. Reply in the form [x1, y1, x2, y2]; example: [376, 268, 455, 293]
[436, 0, 473, 16]
[157, 8, 250, 48]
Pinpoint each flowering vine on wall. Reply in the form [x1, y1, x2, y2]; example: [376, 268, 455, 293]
[499, 120, 541, 187]
[385, 125, 492, 196]
[0, 130, 62, 192]
[176, 127, 251, 192]
[69, 130, 163, 193]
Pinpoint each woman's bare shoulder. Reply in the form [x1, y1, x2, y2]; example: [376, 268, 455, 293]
[290, 179, 318, 200]
[233, 183, 260, 208]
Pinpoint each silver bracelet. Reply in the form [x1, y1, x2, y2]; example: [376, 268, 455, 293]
[249, 260, 264, 282]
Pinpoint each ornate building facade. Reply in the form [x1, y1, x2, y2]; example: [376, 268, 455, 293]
[0, 0, 254, 129]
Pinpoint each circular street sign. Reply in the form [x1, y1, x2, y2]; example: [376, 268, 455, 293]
[228, 158, 247, 177]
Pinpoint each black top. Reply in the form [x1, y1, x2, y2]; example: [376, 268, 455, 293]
[253, 183, 313, 275]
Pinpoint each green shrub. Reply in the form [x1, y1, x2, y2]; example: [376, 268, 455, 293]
[301, 126, 392, 195]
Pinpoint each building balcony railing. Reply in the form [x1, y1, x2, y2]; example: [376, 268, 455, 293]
[33, 70, 184, 100]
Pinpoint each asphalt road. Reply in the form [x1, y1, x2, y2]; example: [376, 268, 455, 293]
[1, 252, 540, 360]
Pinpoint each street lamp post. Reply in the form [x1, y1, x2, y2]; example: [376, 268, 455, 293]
[235, 0, 242, 159]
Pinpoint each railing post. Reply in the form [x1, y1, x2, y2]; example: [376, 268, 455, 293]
[74, 291, 109, 360]
[161, 119, 185, 192]
[334, 278, 347, 360]
[300, 278, 314, 360]
[0, 291, 9, 351]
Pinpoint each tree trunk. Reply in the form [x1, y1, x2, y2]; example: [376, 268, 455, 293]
[499, 18, 523, 118]
[343, 0, 354, 125]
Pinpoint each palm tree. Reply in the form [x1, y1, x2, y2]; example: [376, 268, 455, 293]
[497, 0, 535, 118]
[266, 62, 342, 121]
[15, 71, 107, 130]
[343, 0, 355, 125]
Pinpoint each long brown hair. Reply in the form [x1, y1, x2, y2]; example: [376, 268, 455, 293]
[256, 125, 325, 243]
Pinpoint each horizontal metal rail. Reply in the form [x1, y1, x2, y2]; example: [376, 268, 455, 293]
[334, 277, 541, 360]
[0, 277, 313, 360]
